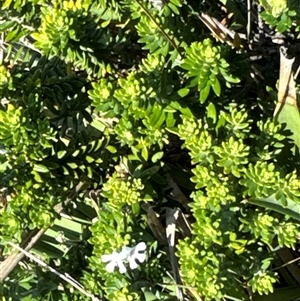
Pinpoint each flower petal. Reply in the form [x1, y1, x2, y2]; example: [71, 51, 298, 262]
[106, 260, 117, 273]
[119, 246, 132, 260]
[129, 258, 138, 270]
[135, 252, 146, 263]
[135, 242, 147, 251]
[101, 251, 120, 263]
[128, 242, 147, 269]
[117, 260, 127, 273]
[101, 254, 113, 263]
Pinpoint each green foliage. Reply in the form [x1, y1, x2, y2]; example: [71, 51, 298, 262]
[136, 15, 169, 55]
[249, 271, 277, 295]
[0, 50, 111, 238]
[176, 104, 300, 300]
[1, 0, 300, 301]
[0, 212, 21, 238]
[181, 39, 240, 103]
[88, 203, 170, 301]
[177, 238, 225, 300]
[259, 0, 299, 33]
[89, 52, 177, 161]
[101, 173, 145, 211]
[30, 1, 110, 77]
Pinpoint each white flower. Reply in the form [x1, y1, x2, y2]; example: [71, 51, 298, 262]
[127, 242, 147, 270]
[101, 251, 127, 273]
[101, 242, 147, 273]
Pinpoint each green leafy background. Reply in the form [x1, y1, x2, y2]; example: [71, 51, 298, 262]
[0, 0, 300, 301]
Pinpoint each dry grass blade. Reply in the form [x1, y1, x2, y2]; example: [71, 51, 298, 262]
[167, 173, 190, 213]
[197, 12, 245, 48]
[272, 255, 300, 272]
[275, 47, 297, 112]
[0, 32, 4, 62]
[166, 208, 184, 301]
[276, 248, 300, 285]
[247, 0, 252, 41]
[273, 46, 300, 151]
[8, 242, 100, 301]
[141, 203, 166, 246]
[0, 181, 87, 281]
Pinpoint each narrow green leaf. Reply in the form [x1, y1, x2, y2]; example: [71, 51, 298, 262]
[153, 111, 166, 129]
[177, 88, 189, 97]
[0, 20, 15, 31]
[87, 165, 93, 178]
[200, 83, 211, 103]
[166, 112, 175, 127]
[149, 107, 163, 127]
[151, 151, 164, 163]
[62, 166, 69, 175]
[107, 145, 117, 153]
[72, 149, 81, 157]
[2, 0, 14, 9]
[86, 156, 94, 163]
[31, 170, 43, 183]
[5, 28, 20, 42]
[142, 288, 157, 301]
[131, 202, 140, 215]
[67, 162, 78, 169]
[101, 20, 110, 28]
[91, 119, 106, 132]
[211, 77, 221, 96]
[57, 150, 67, 159]
[168, 3, 180, 14]
[33, 164, 49, 173]
[141, 145, 148, 161]
[207, 102, 217, 123]
[247, 194, 300, 221]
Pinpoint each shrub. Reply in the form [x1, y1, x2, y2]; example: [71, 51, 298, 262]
[0, 0, 300, 300]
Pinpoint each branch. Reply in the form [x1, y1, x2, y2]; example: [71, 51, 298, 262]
[134, 0, 182, 56]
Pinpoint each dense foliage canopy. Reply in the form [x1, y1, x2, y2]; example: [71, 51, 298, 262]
[0, 0, 300, 300]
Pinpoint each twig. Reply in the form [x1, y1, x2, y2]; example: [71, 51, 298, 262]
[272, 256, 300, 272]
[257, 3, 264, 40]
[247, 0, 252, 42]
[275, 248, 300, 285]
[294, 63, 300, 80]
[8, 242, 100, 301]
[0, 32, 4, 62]
[134, 0, 182, 57]
[0, 228, 47, 281]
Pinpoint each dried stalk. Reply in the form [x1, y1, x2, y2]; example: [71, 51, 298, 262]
[0, 181, 86, 281]
[8, 242, 100, 301]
